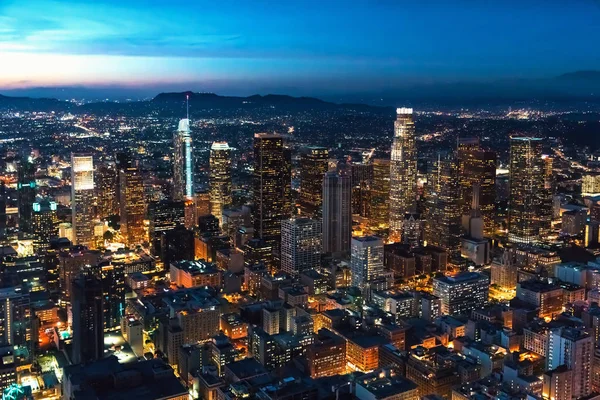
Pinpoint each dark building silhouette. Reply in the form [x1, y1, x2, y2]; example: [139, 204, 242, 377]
[158, 225, 195, 267]
[17, 157, 36, 236]
[71, 274, 104, 364]
[148, 200, 185, 255]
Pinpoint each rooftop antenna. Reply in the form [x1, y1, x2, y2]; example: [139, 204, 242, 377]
[186, 94, 189, 120]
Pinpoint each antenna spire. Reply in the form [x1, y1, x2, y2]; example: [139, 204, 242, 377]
[186, 94, 189, 120]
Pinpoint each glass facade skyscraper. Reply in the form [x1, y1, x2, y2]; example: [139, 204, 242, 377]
[173, 118, 194, 201]
[209, 141, 232, 224]
[389, 108, 417, 242]
[71, 153, 95, 247]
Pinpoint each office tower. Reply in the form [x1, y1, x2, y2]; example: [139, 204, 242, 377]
[508, 137, 545, 244]
[490, 249, 518, 290]
[17, 157, 36, 236]
[158, 225, 195, 267]
[322, 171, 352, 255]
[370, 159, 390, 229]
[543, 366, 572, 400]
[548, 328, 593, 398]
[389, 108, 417, 242]
[460, 185, 491, 265]
[583, 173, 600, 196]
[539, 155, 554, 237]
[307, 329, 346, 378]
[148, 200, 185, 255]
[426, 154, 463, 260]
[119, 163, 146, 245]
[280, 218, 322, 277]
[351, 236, 384, 289]
[71, 154, 95, 247]
[0, 182, 6, 239]
[351, 162, 373, 217]
[457, 138, 497, 237]
[432, 272, 489, 315]
[252, 133, 291, 250]
[262, 307, 280, 335]
[299, 146, 329, 217]
[209, 142, 232, 224]
[402, 213, 423, 249]
[95, 162, 118, 219]
[0, 288, 32, 362]
[71, 274, 104, 364]
[58, 247, 101, 305]
[31, 199, 58, 252]
[173, 118, 194, 201]
[194, 191, 211, 220]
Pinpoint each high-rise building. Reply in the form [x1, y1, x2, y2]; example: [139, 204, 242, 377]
[508, 137, 545, 244]
[17, 157, 36, 236]
[71, 154, 95, 247]
[280, 218, 322, 277]
[370, 159, 390, 230]
[0, 287, 33, 363]
[252, 133, 291, 251]
[389, 108, 417, 242]
[307, 329, 346, 378]
[119, 163, 146, 245]
[322, 171, 352, 255]
[540, 155, 555, 237]
[425, 154, 463, 260]
[0, 182, 6, 239]
[299, 146, 329, 217]
[543, 366, 572, 400]
[432, 272, 489, 315]
[148, 200, 185, 255]
[351, 236, 384, 289]
[209, 141, 232, 224]
[548, 328, 593, 399]
[71, 274, 104, 364]
[351, 162, 373, 217]
[173, 118, 194, 201]
[457, 138, 497, 237]
[31, 199, 58, 252]
[490, 249, 518, 290]
[95, 162, 118, 219]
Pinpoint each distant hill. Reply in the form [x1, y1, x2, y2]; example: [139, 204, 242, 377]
[0, 91, 391, 115]
[557, 70, 600, 81]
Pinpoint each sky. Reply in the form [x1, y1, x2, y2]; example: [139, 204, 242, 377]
[0, 0, 599, 96]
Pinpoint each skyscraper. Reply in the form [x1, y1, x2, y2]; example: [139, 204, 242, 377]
[457, 138, 497, 237]
[31, 199, 58, 252]
[508, 137, 544, 244]
[253, 133, 291, 251]
[0, 182, 7, 240]
[370, 158, 390, 230]
[548, 328, 593, 398]
[173, 118, 194, 201]
[148, 200, 185, 255]
[322, 171, 352, 255]
[95, 161, 118, 219]
[17, 157, 36, 236]
[299, 146, 329, 217]
[425, 153, 463, 260]
[389, 108, 417, 242]
[71, 154, 95, 247]
[119, 163, 146, 245]
[432, 272, 489, 315]
[350, 236, 384, 289]
[350, 162, 373, 217]
[71, 274, 104, 365]
[0, 287, 32, 363]
[280, 218, 322, 277]
[209, 141, 232, 224]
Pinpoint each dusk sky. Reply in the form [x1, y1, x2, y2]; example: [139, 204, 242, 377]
[0, 0, 599, 95]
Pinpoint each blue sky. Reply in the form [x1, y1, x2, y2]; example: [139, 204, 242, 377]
[0, 0, 599, 94]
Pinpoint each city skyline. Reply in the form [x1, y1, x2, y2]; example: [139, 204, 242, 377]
[0, 0, 599, 97]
